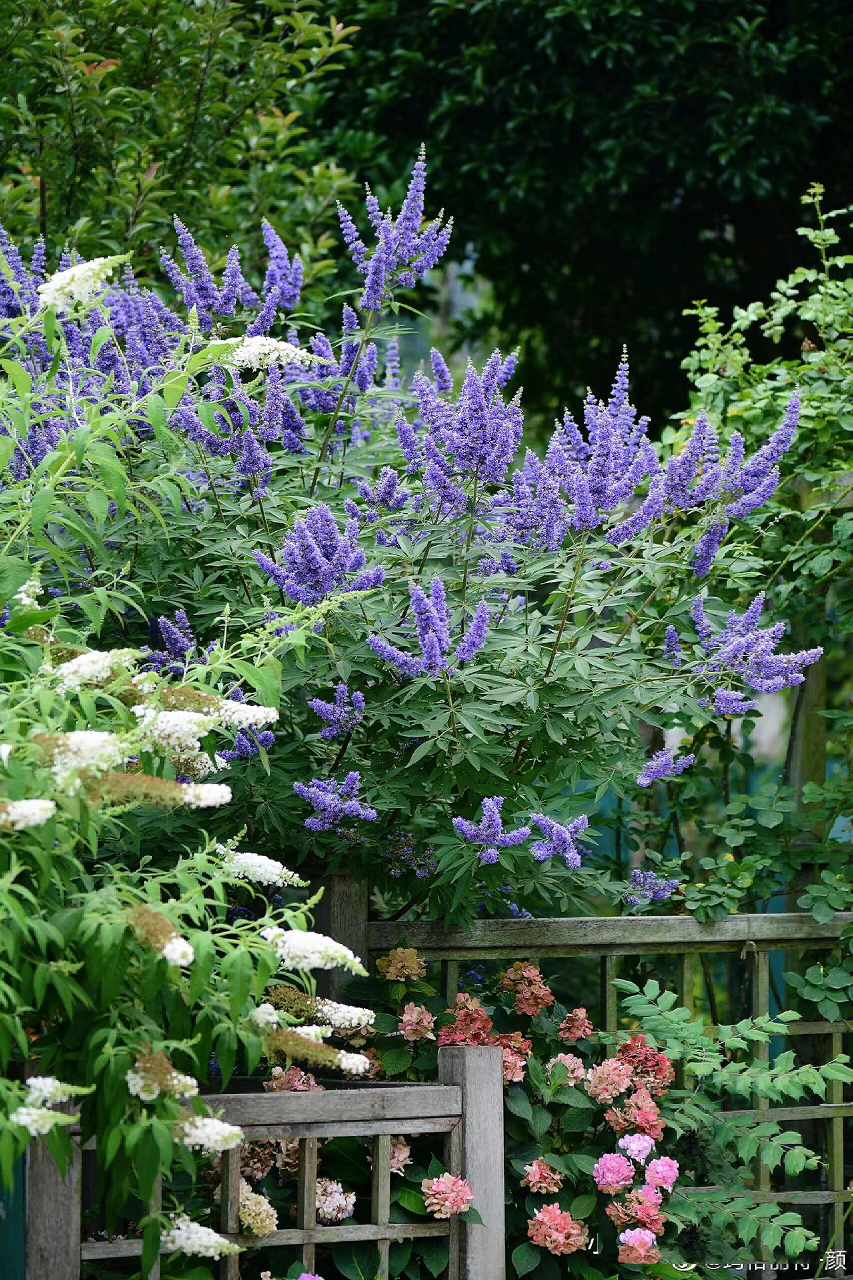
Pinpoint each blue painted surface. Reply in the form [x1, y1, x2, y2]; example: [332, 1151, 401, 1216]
[0, 1156, 26, 1280]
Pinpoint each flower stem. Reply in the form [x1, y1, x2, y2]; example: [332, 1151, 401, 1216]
[196, 451, 253, 605]
[544, 533, 589, 677]
[442, 670, 458, 737]
[309, 312, 377, 495]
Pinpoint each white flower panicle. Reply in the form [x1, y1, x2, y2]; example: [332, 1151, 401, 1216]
[237, 1180, 278, 1237]
[133, 707, 217, 753]
[250, 1003, 281, 1030]
[0, 798, 57, 830]
[221, 847, 308, 888]
[37, 255, 127, 312]
[160, 935, 195, 967]
[13, 579, 40, 608]
[126, 1057, 198, 1102]
[54, 649, 137, 694]
[181, 1116, 244, 1154]
[336, 1051, 372, 1076]
[52, 731, 126, 792]
[9, 1106, 67, 1135]
[24, 1076, 76, 1107]
[291, 1025, 333, 1043]
[161, 1214, 242, 1259]
[225, 336, 318, 371]
[260, 927, 365, 974]
[181, 783, 232, 809]
[215, 699, 279, 730]
[313, 998, 376, 1031]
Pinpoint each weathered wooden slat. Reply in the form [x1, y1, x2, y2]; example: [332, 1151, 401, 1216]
[238, 1116, 460, 1140]
[439, 1045, 505, 1280]
[367, 912, 853, 958]
[297, 1137, 318, 1273]
[314, 869, 369, 1000]
[26, 1134, 81, 1280]
[687, 1187, 853, 1205]
[81, 1221, 453, 1260]
[828, 1024, 846, 1257]
[372, 1134, 391, 1280]
[219, 1148, 240, 1280]
[723, 1103, 853, 1122]
[212, 1085, 462, 1126]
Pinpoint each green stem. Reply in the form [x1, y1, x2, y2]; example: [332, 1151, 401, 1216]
[309, 312, 377, 494]
[442, 670, 458, 737]
[459, 472, 480, 622]
[196, 454, 253, 605]
[544, 533, 589, 677]
[613, 576, 667, 646]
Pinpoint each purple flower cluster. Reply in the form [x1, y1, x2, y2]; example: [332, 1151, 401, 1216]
[253, 505, 384, 606]
[384, 830, 438, 880]
[624, 868, 681, 906]
[338, 148, 452, 309]
[452, 796, 531, 865]
[292, 771, 377, 831]
[160, 219, 259, 330]
[529, 813, 589, 868]
[142, 609, 199, 675]
[367, 577, 489, 677]
[307, 683, 366, 740]
[636, 749, 696, 788]
[682, 593, 822, 708]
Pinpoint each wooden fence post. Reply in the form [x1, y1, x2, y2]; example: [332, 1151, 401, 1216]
[25, 1135, 81, 1280]
[438, 1045, 505, 1280]
[313, 868, 369, 999]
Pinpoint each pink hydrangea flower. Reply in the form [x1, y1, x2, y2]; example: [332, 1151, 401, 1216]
[585, 1058, 634, 1103]
[397, 1002, 436, 1041]
[263, 1065, 323, 1093]
[592, 1152, 635, 1194]
[618, 1227, 661, 1263]
[422, 1172, 474, 1218]
[558, 1007, 594, 1042]
[645, 1156, 679, 1192]
[500, 961, 555, 1016]
[607, 1184, 666, 1235]
[527, 1203, 590, 1255]
[606, 1085, 665, 1140]
[521, 1158, 564, 1194]
[390, 1136, 412, 1175]
[546, 1052, 586, 1084]
[618, 1133, 656, 1164]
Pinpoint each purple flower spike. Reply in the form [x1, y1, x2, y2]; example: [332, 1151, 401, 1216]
[308, 684, 366, 740]
[636, 749, 696, 788]
[292, 771, 377, 831]
[253, 504, 384, 606]
[412, 353, 524, 486]
[453, 796, 531, 864]
[369, 579, 490, 679]
[529, 813, 589, 868]
[663, 626, 682, 665]
[454, 601, 490, 665]
[625, 868, 681, 905]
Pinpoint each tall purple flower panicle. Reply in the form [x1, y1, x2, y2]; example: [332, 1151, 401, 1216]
[337, 148, 452, 310]
[355, 467, 410, 522]
[292, 772, 377, 831]
[625, 868, 681, 906]
[691, 522, 729, 576]
[636, 749, 696, 788]
[307, 684, 366, 740]
[259, 366, 307, 452]
[217, 245, 258, 316]
[530, 813, 589, 868]
[430, 347, 453, 394]
[663, 626, 682, 665]
[543, 353, 662, 536]
[261, 219, 303, 310]
[235, 428, 272, 496]
[0, 225, 43, 317]
[663, 412, 721, 511]
[367, 578, 489, 678]
[685, 590, 822, 699]
[494, 451, 571, 551]
[160, 219, 220, 326]
[253, 504, 384, 605]
[452, 796, 531, 865]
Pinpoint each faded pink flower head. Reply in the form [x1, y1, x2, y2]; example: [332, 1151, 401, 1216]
[546, 1052, 586, 1084]
[592, 1152, 635, 1194]
[618, 1132, 656, 1164]
[422, 1172, 474, 1219]
[618, 1226, 661, 1263]
[585, 1058, 634, 1103]
[645, 1155, 679, 1192]
[397, 1002, 436, 1041]
[558, 1007, 594, 1042]
[264, 1065, 323, 1093]
[500, 961, 555, 1016]
[316, 1177, 356, 1224]
[527, 1203, 590, 1255]
[390, 1136, 412, 1175]
[521, 1157, 564, 1194]
[376, 947, 427, 981]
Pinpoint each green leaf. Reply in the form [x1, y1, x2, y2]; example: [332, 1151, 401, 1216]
[30, 487, 55, 537]
[0, 555, 31, 598]
[395, 1185, 428, 1215]
[419, 1237, 449, 1277]
[504, 1086, 534, 1123]
[511, 1242, 541, 1276]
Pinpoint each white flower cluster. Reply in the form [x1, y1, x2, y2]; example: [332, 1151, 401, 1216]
[14, 579, 40, 608]
[316, 1177, 356, 1225]
[37, 255, 126, 312]
[225, 336, 318, 371]
[250, 1003, 281, 1030]
[222, 847, 308, 888]
[126, 1062, 198, 1102]
[133, 707, 217, 753]
[0, 798, 56, 830]
[161, 1214, 242, 1259]
[292, 1025, 333, 1044]
[24, 1076, 75, 1107]
[336, 1051, 372, 1076]
[161, 935, 195, 967]
[313, 998, 376, 1031]
[54, 648, 137, 694]
[238, 1179, 278, 1237]
[181, 1116, 244, 1154]
[215, 699, 279, 730]
[259, 928, 364, 974]
[9, 1106, 65, 1136]
[53, 731, 126, 793]
[181, 782, 232, 809]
